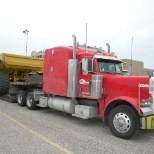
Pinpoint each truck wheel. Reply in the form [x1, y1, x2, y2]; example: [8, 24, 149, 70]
[26, 92, 37, 110]
[108, 105, 139, 139]
[17, 90, 26, 106]
[0, 72, 9, 96]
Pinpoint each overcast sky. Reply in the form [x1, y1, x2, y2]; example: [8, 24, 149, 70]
[0, 0, 154, 69]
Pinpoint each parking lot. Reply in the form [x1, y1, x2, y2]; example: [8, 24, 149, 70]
[0, 99, 154, 154]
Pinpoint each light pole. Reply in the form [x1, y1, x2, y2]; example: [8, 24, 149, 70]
[23, 29, 29, 56]
[130, 37, 134, 75]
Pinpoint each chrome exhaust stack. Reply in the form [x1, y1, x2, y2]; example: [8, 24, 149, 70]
[67, 34, 78, 98]
[72, 34, 77, 59]
[106, 43, 110, 54]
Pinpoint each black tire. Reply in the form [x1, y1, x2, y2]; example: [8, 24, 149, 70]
[108, 105, 140, 139]
[26, 92, 37, 110]
[17, 90, 26, 106]
[0, 72, 9, 96]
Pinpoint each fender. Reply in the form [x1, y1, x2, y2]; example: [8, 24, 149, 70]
[105, 96, 140, 115]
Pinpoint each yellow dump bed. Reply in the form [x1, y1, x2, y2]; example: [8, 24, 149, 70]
[0, 53, 43, 74]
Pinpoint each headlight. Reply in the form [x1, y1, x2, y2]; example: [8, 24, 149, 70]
[140, 98, 153, 107]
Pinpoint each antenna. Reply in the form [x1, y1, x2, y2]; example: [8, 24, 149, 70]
[85, 23, 87, 53]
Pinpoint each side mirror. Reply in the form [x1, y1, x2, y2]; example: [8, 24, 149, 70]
[82, 58, 88, 75]
[147, 71, 154, 78]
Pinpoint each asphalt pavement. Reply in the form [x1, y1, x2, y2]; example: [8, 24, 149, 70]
[0, 99, 154, 154]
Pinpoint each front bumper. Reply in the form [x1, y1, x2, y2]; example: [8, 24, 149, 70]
[140, 115, 154, 129]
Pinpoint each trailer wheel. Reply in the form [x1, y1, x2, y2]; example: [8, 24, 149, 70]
[108, 105, 139, 139]
[0, 72, 9, 96]
[26, 92, 37, 110]
[17, 90, 26, 106]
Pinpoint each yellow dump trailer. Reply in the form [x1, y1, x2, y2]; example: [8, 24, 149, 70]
[0, 53, 43, 81]
[0, 53, 44, 102]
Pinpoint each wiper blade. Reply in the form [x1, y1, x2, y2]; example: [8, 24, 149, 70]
[88, 71, 97, 74]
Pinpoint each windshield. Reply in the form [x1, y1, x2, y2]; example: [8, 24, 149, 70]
[98, 59, 122, 74]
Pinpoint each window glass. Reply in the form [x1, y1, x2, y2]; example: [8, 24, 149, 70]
[98, 59, 122, 74]
[88, 61, 92, 72]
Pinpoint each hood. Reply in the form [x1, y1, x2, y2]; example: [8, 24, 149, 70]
[103, 75, 149, 101]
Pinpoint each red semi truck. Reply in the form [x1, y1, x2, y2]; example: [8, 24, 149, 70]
[10, 34, 154, 139]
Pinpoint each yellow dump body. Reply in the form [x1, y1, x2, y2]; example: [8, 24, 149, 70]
[0, 53, 43, 81]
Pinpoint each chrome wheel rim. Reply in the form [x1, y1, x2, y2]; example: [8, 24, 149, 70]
[113, 112, 131, 133]
[27, 96, 32, 107]
[18, 94, 22, 104]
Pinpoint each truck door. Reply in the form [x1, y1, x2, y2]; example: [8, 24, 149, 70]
[78, 60, 93, 98]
